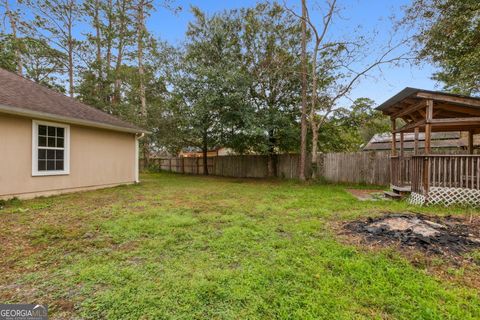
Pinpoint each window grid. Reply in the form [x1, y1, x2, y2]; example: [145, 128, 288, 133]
[36, 124, 66, 173]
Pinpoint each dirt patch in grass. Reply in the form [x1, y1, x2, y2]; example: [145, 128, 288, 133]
[344, 213, 480, 259]
[346, 189, 385, 201]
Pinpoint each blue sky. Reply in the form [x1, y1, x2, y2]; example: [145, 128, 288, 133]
[149, 0, 439, 107]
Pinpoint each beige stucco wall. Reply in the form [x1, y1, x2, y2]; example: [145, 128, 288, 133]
[0, 113, 137, 199]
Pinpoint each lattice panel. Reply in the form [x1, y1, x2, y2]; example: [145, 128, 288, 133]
[409, 188, 480, 207]
[409, 192, 426, 206]
[428, 187, 480, 207]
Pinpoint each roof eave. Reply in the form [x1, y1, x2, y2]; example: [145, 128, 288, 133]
[375, 87, 420, 112]
[0, 104, 150, 134]
[376, 87, 480, 113]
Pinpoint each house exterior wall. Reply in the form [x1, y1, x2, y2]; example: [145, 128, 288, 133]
[0, 113, 137, 199]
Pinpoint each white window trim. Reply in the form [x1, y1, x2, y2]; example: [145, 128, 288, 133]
[32, 120, 70, 176]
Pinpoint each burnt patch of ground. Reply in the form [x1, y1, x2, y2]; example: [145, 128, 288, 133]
[344, 213, 480, 261]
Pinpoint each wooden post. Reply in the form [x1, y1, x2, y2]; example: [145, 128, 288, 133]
[400, 132, 404, 158]
[196, 157, 200, 174]
[468, 130, 474, 154]
[425, 99, 433, 155]
[390, 117, 397, 188]
[414, 127, 419, 155]
[400, 131, 404, 185]
[423, 99, 433, 201]
[391, 118, 397, 156]
[424, 125, 431, 155]
[181, 157, 185, 174]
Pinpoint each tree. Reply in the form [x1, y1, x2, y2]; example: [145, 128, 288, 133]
[134, 0, 149, 121]
[317, 98, 389, 152]
[299, 0, 308, 181]
[27, 0, 82, 97]
[403, 0, 480, 95]
[0, 34, 18, 72]
[2, 0, 22, 74]
[0, 35, 66, 90]
[76, 0, 138, 113]
[287, 0, 410, 178]
[112, 0, 135, 106]
[240, 2, 303, 176]
[174, 7, 251, 174]
[133, 0, 154, 164]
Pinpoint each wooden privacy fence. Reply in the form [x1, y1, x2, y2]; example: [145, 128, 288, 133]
[322, 151, 391, 185]
[140, 151, 392, 186]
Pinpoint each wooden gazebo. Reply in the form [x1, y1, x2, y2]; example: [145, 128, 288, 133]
[377, 88, 480, 206]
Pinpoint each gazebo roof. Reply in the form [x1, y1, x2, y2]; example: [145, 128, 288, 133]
[377, 88, 480, 133]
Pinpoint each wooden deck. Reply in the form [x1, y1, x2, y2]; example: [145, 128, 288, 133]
[392, 155, 480, 205]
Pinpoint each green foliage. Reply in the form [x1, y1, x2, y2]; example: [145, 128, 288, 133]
[240, 2, 302, 154]
[406, 0, 480, 95]
[171, 7, 252, 155]
[0, 34, 17, 72]
[168, 3, 303, 156]
[0, 34, 66, 91]
[318, 98, 389, 152]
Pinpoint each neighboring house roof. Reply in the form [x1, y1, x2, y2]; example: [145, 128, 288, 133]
[0, 68, 146, 134]
[178, 147, 235, 157]
[362, 131, 478, 151]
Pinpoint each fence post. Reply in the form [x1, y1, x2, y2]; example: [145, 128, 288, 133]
[181, 157, 185, 174]
[196, 157, 200, 175]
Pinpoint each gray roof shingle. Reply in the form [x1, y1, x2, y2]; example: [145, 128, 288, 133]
[0, 68, 145, 133]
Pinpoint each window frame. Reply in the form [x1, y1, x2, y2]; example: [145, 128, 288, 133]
[32, 120, 70, 176]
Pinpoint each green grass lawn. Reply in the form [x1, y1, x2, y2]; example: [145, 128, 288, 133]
[1, 173, 479, 319]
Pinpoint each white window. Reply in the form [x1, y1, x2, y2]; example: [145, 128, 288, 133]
[32, 120, 70, 176]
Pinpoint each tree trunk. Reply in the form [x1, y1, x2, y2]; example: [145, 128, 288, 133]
[137, 1, 147, 118]
[105, 0, 113, 73]
[4, 0, 22, 75]
[113, 40, 124, 105]
[142, 135, 149, 168]
[136, 0, 148, 157]
[67, 6, 74, 98]
[267, 154, 277, 178]
[113, 0, 127, 106]
[299, 0, 308, 181]
[93, 0, 103, 97]
[310, 121, 319, 178]
[309, 34, 321, 179]
[267, 130, 277, 177]
[202, 131, 209, 175]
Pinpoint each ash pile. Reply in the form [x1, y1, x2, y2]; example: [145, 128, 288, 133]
[345, 214, 480, 258]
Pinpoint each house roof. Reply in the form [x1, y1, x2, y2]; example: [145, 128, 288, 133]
[362, 131, 477, 151]
[0, 68, 146, 134]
